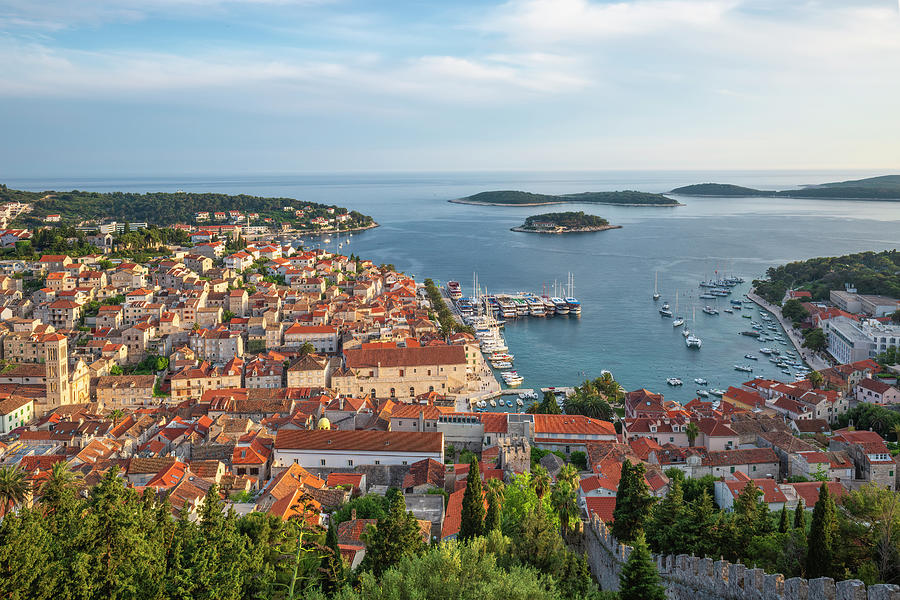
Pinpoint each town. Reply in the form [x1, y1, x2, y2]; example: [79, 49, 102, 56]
[0, 213, 899, 599]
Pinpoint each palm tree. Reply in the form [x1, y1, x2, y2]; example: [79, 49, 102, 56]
[892, 424, 900, 443]
[0, 465, 30, 517]
[40, 460, 82, 509]
[551, 478, 579, 535]
[686, 422, 700, 447]
[531, 465, 551, 500]
[558, 463, 579, 489]
[108, 409, 124, 427]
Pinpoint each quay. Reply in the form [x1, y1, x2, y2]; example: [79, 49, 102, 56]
[746, 290, 831, 371]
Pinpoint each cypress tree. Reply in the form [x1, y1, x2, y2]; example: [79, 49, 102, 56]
[485, 491, 501, 533]
[612, 460, 655, 543]
[778, 505, 790, 534]
[806, 483, 837, 578]
[794, 498, 805, 530]
[362, 493, 426, 577]
[619, 531, 666, 600]
[321, 519, 345, 594]
[459, 457, 485, 541]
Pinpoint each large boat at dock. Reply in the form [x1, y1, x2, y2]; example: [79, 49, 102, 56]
[447, 281, 462, 300]
[551, 297, 570, 314]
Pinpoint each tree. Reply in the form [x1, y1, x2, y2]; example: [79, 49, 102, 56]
[531, 465, 551, 500]
[0, 465, 29, 517]
[320, 519, 345, 594]
[109, 365, 124, 375]
[612, 460, 655, 544]
[459, 457, 485, 541]
[685, 422, 700, 447]
[802, 328, 827, 352]
[794, 499, 806, 530]
[619, 532, 666, 600]
[647, 478, 685, 554]
[484, 478, 504, 533]
[808, 370, 824, 389]
[550, 466, 579, 536]
[299, 342, 315, 357]
[779, 505, 791, 534]
[807, 483, 838, 578]
[362, 493, 426, 577]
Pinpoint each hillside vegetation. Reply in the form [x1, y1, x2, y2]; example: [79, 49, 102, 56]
[671, 175, 900, 200]
[0, 184, 374, 229]
[522, 211, 610, 228]
[752, 249, 900, 305]
[456, 190, 678, 206]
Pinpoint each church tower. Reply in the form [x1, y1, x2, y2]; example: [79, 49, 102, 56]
[43, 333, 70, 409]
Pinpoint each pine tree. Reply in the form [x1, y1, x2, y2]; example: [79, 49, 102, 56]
[806, 483, 837, 578]
[647, 478, 684, 554]
[794, 498, 805, 530]
[459, 457, 485, 541]
[619, 532, 666, 600]
[362, 493, 426, 577]
[612, 460, 655, 543]
[778, 505, 790, 534]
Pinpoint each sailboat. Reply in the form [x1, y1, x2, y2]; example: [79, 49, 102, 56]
[653, 272, 660, 301]
[673, 291, 684, 327]
[686, 305, 702, 348]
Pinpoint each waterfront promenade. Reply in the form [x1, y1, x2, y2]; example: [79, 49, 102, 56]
[747, 290, 830, 371]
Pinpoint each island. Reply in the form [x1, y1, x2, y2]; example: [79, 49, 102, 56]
[0, 183, 377, 233]
[450, 189, 680, 206]
[671, 174, 900, 200]
[511, 211, 621, 234]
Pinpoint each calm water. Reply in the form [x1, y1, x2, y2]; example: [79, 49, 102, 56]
[7, 170, 900, 403]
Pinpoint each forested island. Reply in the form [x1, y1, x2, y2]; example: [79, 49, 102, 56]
[0, 184, 376, 230]
[752, 249, 900, 305]
[671, 175, 900, 200]
[511, 211, 621, 234]
[451, 190, 680, 206]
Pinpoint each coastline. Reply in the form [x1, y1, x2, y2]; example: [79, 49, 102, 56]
[510, 224, 623, 234]
[449, 198, 682, 207]
[672, 193, 900, 201]
[746, 289, 831, 371]
[281, 222, 379, 236]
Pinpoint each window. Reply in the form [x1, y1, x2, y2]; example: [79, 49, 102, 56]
[409, 387, 415, 397]
[752, 466, 757, 472]
[320, 459, 326, 466]
[347, 459, 353, 466]
[402, 461, 408, 465]
[375, 460, 380, 465]
[730, 466, 735, 473]
[390, 388, 396, 398]
[565, 446, 570, 454]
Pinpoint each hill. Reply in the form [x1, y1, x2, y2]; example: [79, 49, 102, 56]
[670, 174, 900, 200]
[451, 189, 679, 206]
[752, 249, 900, 305]
[0, 183, 375, 230]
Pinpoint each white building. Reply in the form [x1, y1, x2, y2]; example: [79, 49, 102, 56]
[272, 429, 444, 469]
[822, 316, 900, 364]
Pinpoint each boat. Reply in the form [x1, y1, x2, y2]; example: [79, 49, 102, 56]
[694, 378, 708, 385]
[759, 347, 774, 354]
[489, 399, 497, 407]
[565, 297, 581, 315]
[702, 305, 719, 315]
[709, 389, 726, 397]
[490, 352, 514, 361]
[744, 354, 758, 360]
[696, 389, 710, 398]
[734, 365, 753, 373]
[516, 398, 524, 406]
[491, 361, 513, 369]
[686, 333, 702, 348]
[740, 331, 761, 337]
[682, 328, 691, 338]
[551, 297, 570, 315]
[666, 377, 683, 386]
[526, 296, 546, 317]
[742, 314, 752, 319]
[447, 281, 462, 300]
[699, 293, 716, 300]
[730, 299, 743, 306]
[724, 308, 733, 314]
[653, 271, 660, 301]
[673, 317, 685, 327]
[541, 296, 557, 315]
[659, 301, 672, 317]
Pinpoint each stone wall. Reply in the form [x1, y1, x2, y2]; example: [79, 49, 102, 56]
[583, 515, 900, 599]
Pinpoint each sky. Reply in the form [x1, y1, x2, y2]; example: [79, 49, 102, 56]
[1, 0, 899, 176]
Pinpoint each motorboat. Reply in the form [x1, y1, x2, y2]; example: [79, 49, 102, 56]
[685, 333, 702, 348]
[702, 305, 719, 315]
[694, 378, 708, 385]
[744, 354, 758, 360]
[709, 389, 726, 397]
[565, 297, 582, 315]
[551, 297, 570, 315]
[666, 377, 683, 386]
[734, 365, 753, 373]
[673, 317, 685, 327]
[696, 389, 710, 398]
[489, 399, 497, 407]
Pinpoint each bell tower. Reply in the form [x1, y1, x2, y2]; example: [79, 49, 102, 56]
[43, 333, 70, 409]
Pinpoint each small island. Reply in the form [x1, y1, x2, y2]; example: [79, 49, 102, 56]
[451, 190, 680, 206]
[670, 175, 900, 200]
[511, 211, 622, 234]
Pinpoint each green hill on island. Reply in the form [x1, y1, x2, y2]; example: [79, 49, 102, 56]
[452, 189, 679, 206]
[671, 174, 900, 200]
[0, 184, 374, 229]
[513, 211, 620, 233]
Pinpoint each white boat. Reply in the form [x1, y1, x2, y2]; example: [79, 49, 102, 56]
[490, 353, 514, 361]
[709, 388, 726, 397]
[666, 377, 683, 386]
[702, 305, 719, 315]
[551, 297, 569, 315]
[516, 398, 524, 406]
[686, 333, 702, 348]
[744, 354, 758, 360]
[696, 389, 710, 398]
[565, 297, 581, 315]
[734, 365, 753, 373]
[673, 317, 685, 327]
[489, 399, 497, 407]
[541, 296, 557, 315]
[682, 328, 691, 338]
[694, 378, 708, 385]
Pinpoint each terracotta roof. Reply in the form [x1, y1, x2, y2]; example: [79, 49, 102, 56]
[787, 481, 848, 508]
[533, 414, 615, 436]
[274, 430, 443, 454]
[402, 458, 445, 489]
[724, 479, 787, 504]
[326, 473, 364, 490]
[344, 345, 466, 368]
[705, 447, 778, 467]
[584, 497, 617, 523]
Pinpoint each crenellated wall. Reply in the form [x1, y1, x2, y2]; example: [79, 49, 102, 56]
[583, 515, 900, 600]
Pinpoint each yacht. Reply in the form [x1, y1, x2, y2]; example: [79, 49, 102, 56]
[489, 399, 497, 407]
[673, 316, 685, 327]
[696, 389, 710, 398]
[526, 296, 546, 316]
[666, 377, 683, 386]
[724, 308, 733, 314]
[551, 297, 570, 314]
[447, 281, 462, 300]
[709, 389, 726, 397]
[699, 293, 716, 300]
[659, 302, 673, 317]
[498, 298, 517, 319]
[490, 352, 514, 361]
[541, 296, 557, 315]
[685, 333, 702, 348]
[682, 328, 691, 338]
[734, 365, 753, 373]
[694, 378, 708, 385]
[513, 297, 529, 316]
[516, 398, 524, 407]
[565, 297, 582, 315]
[744, 354, 758, 360]
[702, 305, 719, 315]
[759, 347, 774, 354]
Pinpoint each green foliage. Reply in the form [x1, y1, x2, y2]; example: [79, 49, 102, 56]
[619, 532, 665, 600]
[611, 460, 654, 544]
[781, 298, 810, 324]
[522, 211, 610, 230]
[530, 447, 567, 470]
[837, 403, 900, 439]
[361, 493, 426, 577]
[331, 493, 391, 524]
[802, 327, 827, 352]
[753, 249, 900, 304]
[876, 346, 899, 367]
[461, 190, 678, 206]
[459, 457, 485, 541]
[673, 176, 900, 200]
[794, 499, 806, 530]
[109, 365, 124, 375]
[422, 279, 475, 336]
[0, 465, 30, 517]
[807, 481, 838, 578]
[565, 378, 615, 420]
[123, 354, 168, 375]
[569, 451, 588, 471]
[670, 183, 771, 196]
[529, 390, 563, 415]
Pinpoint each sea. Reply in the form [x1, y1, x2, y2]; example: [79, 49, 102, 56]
[7, 170, 900, 406]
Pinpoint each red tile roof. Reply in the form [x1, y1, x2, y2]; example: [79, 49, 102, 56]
[274, 429, 443, 453]
[584, 497, 617, 523]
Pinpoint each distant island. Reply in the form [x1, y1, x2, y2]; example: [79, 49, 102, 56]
[671, 175, 900, 200]
[511, 211, 621, 234]
[451, 190, 680, 206]
[0, 183, 376, 231]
